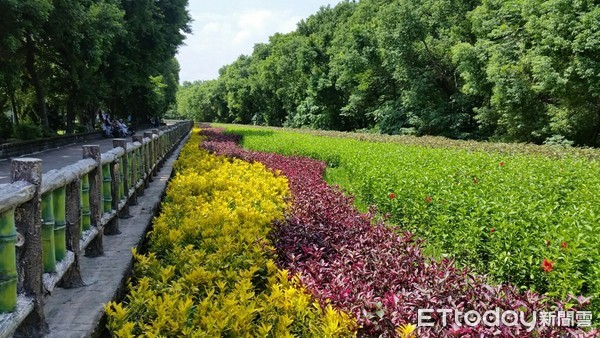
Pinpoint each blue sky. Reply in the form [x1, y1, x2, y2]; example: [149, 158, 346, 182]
[176, 0, 345, 83]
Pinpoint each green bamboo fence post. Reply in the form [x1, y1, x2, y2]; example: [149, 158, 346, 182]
[166, 127, 170, 152]
[0, 208, 17, 313]
[152, 129, 159, 171]
[152, 129, 160, 168]
[171, 125, 175, 146]
[142, 141, 148, 181]
[165, 127, 170, 152]
[80, 174, 91, 232]
[152, 131, 158, 171]
[141, 133, 149, 178]
[158, 129, 164, 163]
[61, 178, 84, 288]
[102, 164, 112, 213]
[163, 127, 169, 155]
[151, 129, 157, 165]
[112, 140, 126, 202]
[82, 145, 103, 257]
[137, 144, 143, 183]
[156, 129, 162, 166]
[127, 151, 132, 190]
[11, 158, 47, 336]
[144, 132, 154, 182]
[128, 142, 138, 205]
[41, 192, 56, 273]
[127, 150, 137, 205]
[52, 186, 66, 262]
[104, 159, 120, 236]
[140, 141, 145, 181]
[113, 139, 132, 218]
[133, 135, 145, 196]
[118, 157, 124, 200]
[167, 127, 172, 151]
[140, 139, 146, 176]
[162, 129, 167, 157]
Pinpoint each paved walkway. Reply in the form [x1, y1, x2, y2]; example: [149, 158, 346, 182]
[43, 135, 188, 337]
[0, 127, 189, 337]
[0, 129, 156, 184]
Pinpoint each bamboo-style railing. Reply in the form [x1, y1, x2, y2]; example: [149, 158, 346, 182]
[0, 121, 192, 337]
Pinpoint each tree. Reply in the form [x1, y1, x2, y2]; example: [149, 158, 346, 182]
[43, 0, 124, 132]
[1, 0, 190, 137]
[104, 0, 191, 123]
[0, 0, 54, 130]
[328, 0, 392, 131]
[376, 0, 480, 138]
[456, 0, 600, 145]
[294, 2, 357, 130]
[180, 0, 600, 147]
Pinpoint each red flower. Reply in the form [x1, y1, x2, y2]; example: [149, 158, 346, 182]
[541, 259, 554, 273]
[490, 228, 495, 233]
[500, 161, 506, 167]
[425, 196, 432, 204]
[389, 193, 396, 199]
[561, 241, 567, 249]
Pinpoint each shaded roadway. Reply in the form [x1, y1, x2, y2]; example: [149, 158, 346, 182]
[0, 128, 157, 184]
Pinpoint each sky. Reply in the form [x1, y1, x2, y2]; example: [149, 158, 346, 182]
[176, 0, 345, 83]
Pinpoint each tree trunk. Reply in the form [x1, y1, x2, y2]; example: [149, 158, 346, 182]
[9, 89, 19, 125]
[66, 98, 75, 134]
[593, 100, 600, 146]
[79, 105, 98, 132]
[24, 34, 49, 130]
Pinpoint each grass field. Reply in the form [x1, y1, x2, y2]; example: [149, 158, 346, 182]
[219, 123, 600, 317]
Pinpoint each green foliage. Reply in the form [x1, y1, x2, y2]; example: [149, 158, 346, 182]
[105, 0, 191, 123]
[0, 0, 190, 134]
[13, 122, 44, 141]
[177, 80, 225, 122]
[223, 123, 600, 320]
[456, 0, 600, 145]
[0, 113, 13, 140]
[42, 0, 125, 132]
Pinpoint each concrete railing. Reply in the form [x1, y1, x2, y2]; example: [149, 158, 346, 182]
[0, 121, 193, 337]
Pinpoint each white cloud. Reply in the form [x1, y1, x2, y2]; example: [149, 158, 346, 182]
[232, 9, 297, 45]
[232, 30, 251, 45]
[177, 1, 345, 82]
[238, 9, 273, 31]
[200, 22, 222, 35]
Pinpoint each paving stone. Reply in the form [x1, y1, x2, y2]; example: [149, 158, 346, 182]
[40, 135, 188, 338]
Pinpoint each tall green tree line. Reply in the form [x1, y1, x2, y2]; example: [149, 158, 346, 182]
[178, 0, 600, 146]
[0, 0, 191, 139]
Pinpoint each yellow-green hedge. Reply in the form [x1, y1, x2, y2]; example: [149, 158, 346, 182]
[105, 129, 356, 337]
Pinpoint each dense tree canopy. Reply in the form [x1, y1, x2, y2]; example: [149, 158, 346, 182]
[0, 0, 190, 139]
[179, 0, 600, 146]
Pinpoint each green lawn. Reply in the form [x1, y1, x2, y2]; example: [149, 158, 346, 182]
[219, 123, 600, 315]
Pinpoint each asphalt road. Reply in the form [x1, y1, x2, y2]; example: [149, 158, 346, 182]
[0, 129, 155, 185]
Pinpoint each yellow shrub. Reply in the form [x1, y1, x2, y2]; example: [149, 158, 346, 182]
[105, 129, 356, 337]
